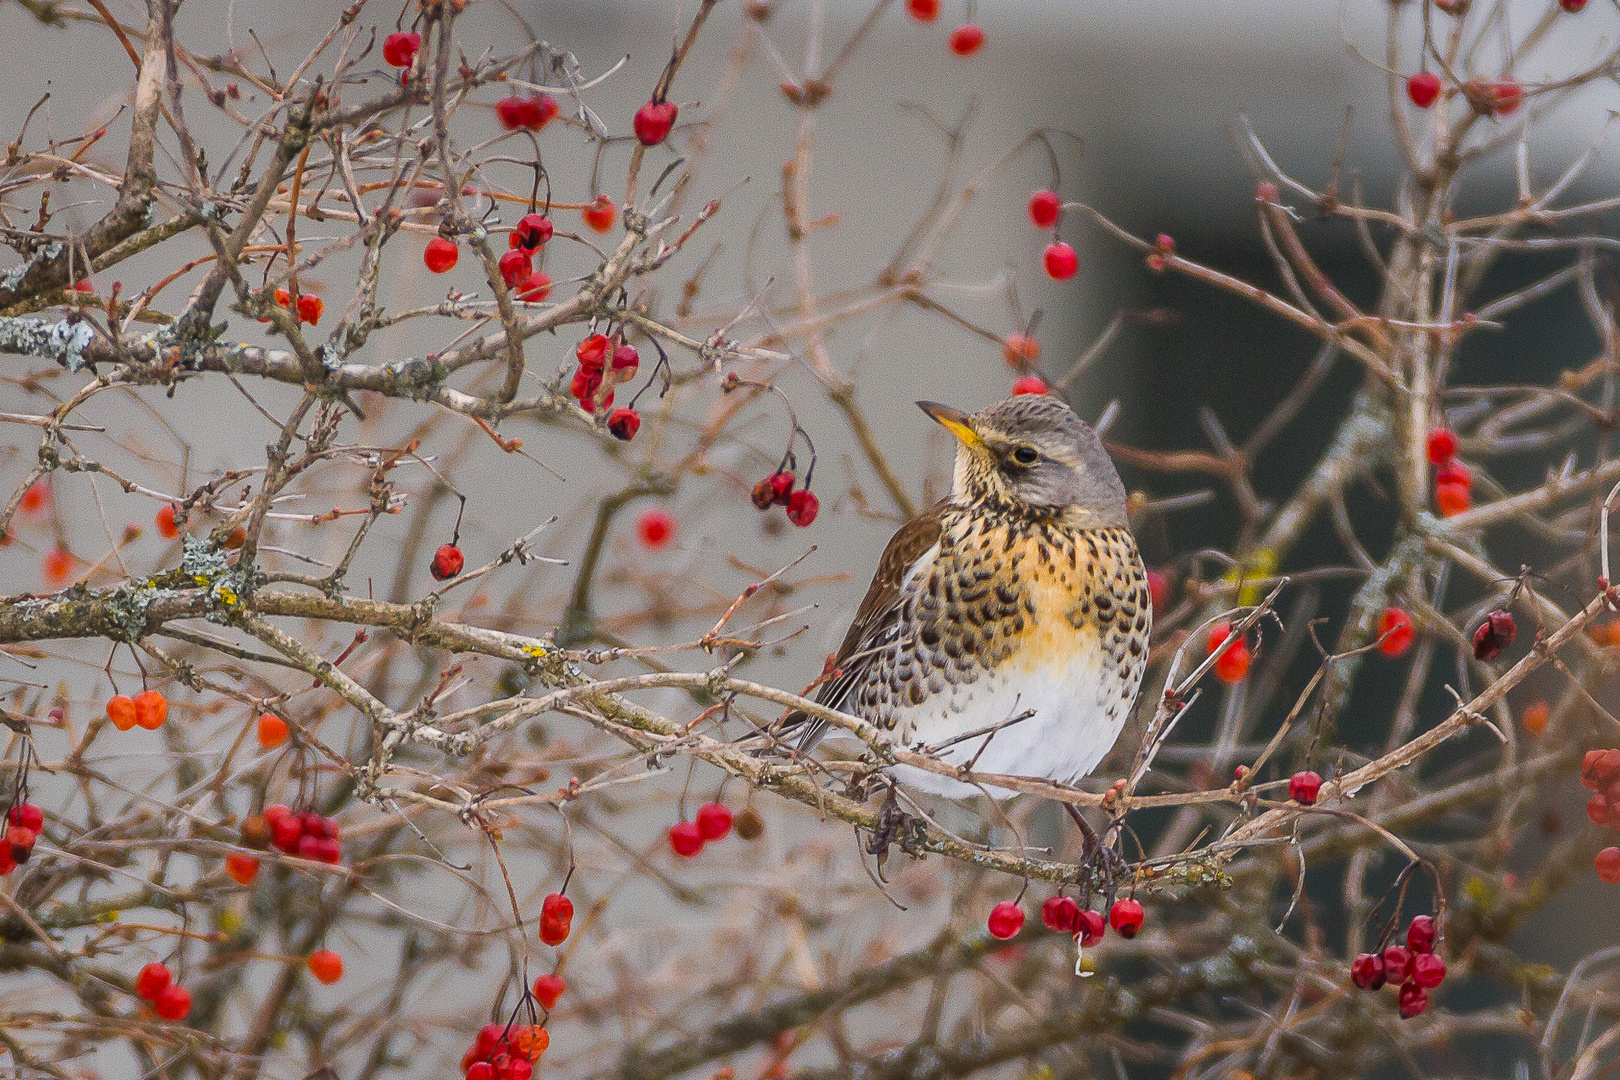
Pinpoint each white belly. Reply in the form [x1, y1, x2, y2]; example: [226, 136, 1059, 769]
[888, 645, 1133, 799]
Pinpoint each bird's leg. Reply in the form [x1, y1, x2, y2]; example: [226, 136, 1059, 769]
[1065, 803, 1125, 900]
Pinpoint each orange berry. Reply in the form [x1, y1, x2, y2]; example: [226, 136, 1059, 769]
[106, 694, 138, 731]
[582, 194, 617, 233]
[307, 949, 343, 984]
[224, 526, 247, 549]
[133, 689, 167, 730]
[1435, 481, 1470, 517]
[225, 853, 260, 886]
[42, 547, 73, 585]
[257, 713, 289, 748]
[19, 481, 48, 513]
[156, 504, 180, 539]
[1521, 700, 1549, 737]
[1001, 334, 1041, 369]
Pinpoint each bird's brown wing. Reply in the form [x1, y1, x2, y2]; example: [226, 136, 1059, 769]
[781, 499, 950, 750]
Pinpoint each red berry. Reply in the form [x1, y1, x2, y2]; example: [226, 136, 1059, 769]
[695, 801, 733, 841]
[1288, 770, 1322, 806]
[1412, 952, 1446, 989]
[7, 803, 43, 832]
[424, 237, 459, 273]
[948, 23, 985, 55]
[18, 481, 47, 513]
[1435, 481, 1470, 517]
[1146, 568, 1171, 611]
[514, 213, 554, 250]
[607, 407, 641, 442]
[1472, 609, 1516, 661]
[1040, 895, 1080, 934]
[307, 949, 343, 984]
[1522, 700, 1550, 736]
[1075, 908, 1106, 946]
[1350, 952, 1386, 991]
[1407, 914, 1436, 954]
[533, 972, 566, 1010]
[634, 100, 679, 146]
[1002, 334, 1040, 369]
[133, 689, 167, 731]
[42, 547, 73, 585]
[1435, 460, 1472, 490]
[1597, 846, 1620, 884]
[225, 853, 260, 886]
[382, 31, 421, 67]
[987, 900, 1024, 939]
[1043, 241, 1078, 280]
[1108, 898, 1144, 939]
[1382, 945, 1415, 983]
[516, 271, 552, 302]
[582, 195, 617, 233]
[1011, 375, 1047, 396]
[468, 1064, 494, 1080]
[525, 94, 558, 130]
[1563, 0, 1588, 10]
[786, 489, 819, 527]
[1426, 427, 1457, 463]
[752, 473, 790, 510]
[156, 503, 180, 539]
[636, 509, 676, 549]
[6, 825, 35, 863]
[1207, 622, 1252, 683]
[1398, 983, 1429, 1019]
[906, 0, 939, 20]
[1027, 189, 1062, 229]
[498, 249, 531, 289]
[669, 819, 704, 857]
[0, 845, 13, 876]
[575, 334, 612, 372]
[106, 694, 138, 731]
[1588, 793, 1610, 825]
[135, 962, 172, 1001]
[540, 892, 573, 946]
[431, 542, 464, 580]
[610, 342, 640, 376]
[1378, 607, 1414, 656]
[1407, 71, 1442, 109]
[153, 983, 191, 1022]
[296, 294, 323, 326]
[1491, 79, 1523, 115]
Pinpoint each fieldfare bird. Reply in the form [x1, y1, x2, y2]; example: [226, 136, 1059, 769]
[790, 394, 1151, 799]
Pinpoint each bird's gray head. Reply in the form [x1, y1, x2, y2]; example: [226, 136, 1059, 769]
[918, 396, 1128, 526]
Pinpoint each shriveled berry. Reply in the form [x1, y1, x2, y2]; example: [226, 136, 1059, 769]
[1040, 895, 1080, 934]
[7, 826, 36, 862]
[1043, 241, 1078, 280]
[1412, 952, 1446, 989]
[582, 195, 617, 233]
[431, 543, 464, 580]
[1027, 189, 1062, 229]
[1108, 898, 1144, 938]
[786, 489, 819, 527]
[382, 31, 421, 67]
[637, 509, 675, 549]
[1597, 846, 1620, 884]
[514, 213, 554, 250]
[133, 689, 167, 731]
[634, 100, 678, 145]
[1288, 770, 1322, 806]
[1075, 907, 1106, 946]
[424, 237, 459, 273]
[225, 853, 260, 885]
[498, 249, 531, 288]
[734, 806, 764, 840]
[1350, 952, 1385, 991]
[669, 819, 704, 857]
[607, 407, 641, 441]
[987, 900, 1024, 940]
[1398, 982, 1429, 1019]
[1382, 944, 1415, 983]
[695, 801, 733, 841]
[610, 342, 640, 376]
[135, 962, 172, 1001]
[1377, 607, 1414, 656]
[1407, 914, 1436, 954]
[1407, 71, 1442, 108]
[754, 472, 794, 510]
[533, 972, 566, 1010]
[575, 334, 612, 372]
[257, 712, 289, 748]
[1426, 428, 1457, 463]
[1472, 609, 1516, 661]
[1011, 375, 1047, 396]
[948, 23, 985, 55]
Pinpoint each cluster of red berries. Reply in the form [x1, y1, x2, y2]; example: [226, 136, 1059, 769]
[568, 332, 640, 419]
[0, 801, 43, 875]
[1206, 621, 1252, 683]
[257, 288, 324, 326]
[1377, 606, 1415, 657]
[382, 30, 421, 69]
[988, 895, 1145, 943]
[1580, 749, 1620, 883]
[106, 689, 169, 731]
[251, 804, 343, 864]
[459, 1022, 549, 1080]
[668, 801, 733, 857]
[750, 470, 819, 527]
[1349, 915, 1446, 1019]
[1023, 189, 1078, 281]
[903, 0, 985, 56]
[1427, 428, 1472, 517]
[497, 215, 555, 303]
[1471, 608, 1516, 661]
[134, 962, 192, 1021]
[496, 92, 558, 132]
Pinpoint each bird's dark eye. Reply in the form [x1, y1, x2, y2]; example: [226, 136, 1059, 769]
[1012, 446, 1039, 466]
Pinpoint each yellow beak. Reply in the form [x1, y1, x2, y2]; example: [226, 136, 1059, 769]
[917, 401, 985, 451]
